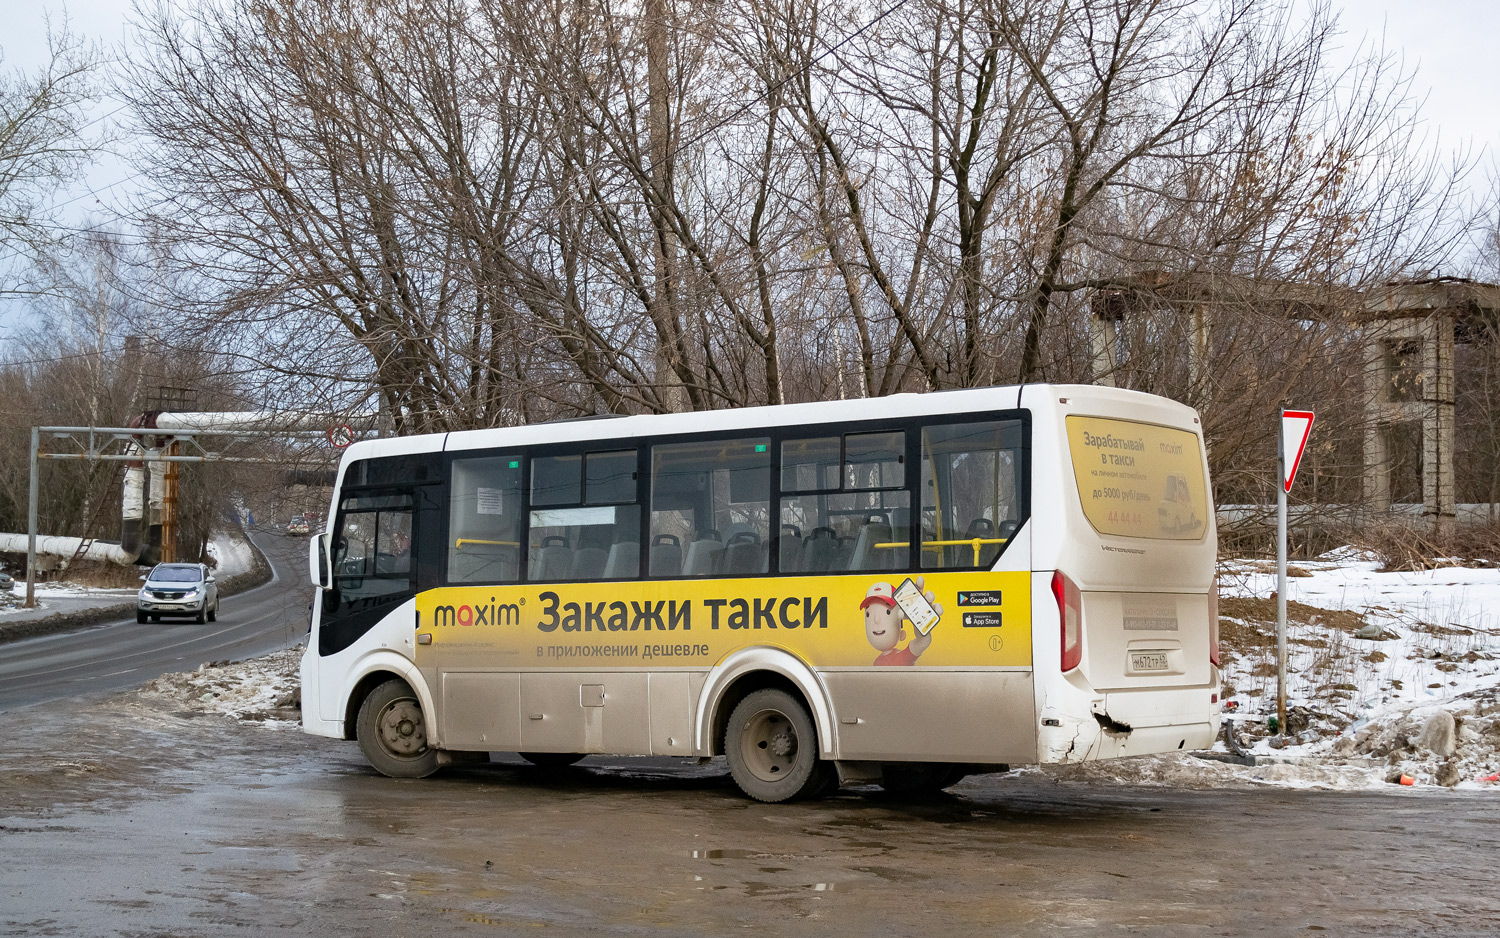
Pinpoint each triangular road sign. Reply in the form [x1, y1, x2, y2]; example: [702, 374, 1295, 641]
[1280, 410, 1315, 493]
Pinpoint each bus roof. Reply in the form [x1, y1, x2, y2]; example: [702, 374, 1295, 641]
[337, 384, 1197, 464]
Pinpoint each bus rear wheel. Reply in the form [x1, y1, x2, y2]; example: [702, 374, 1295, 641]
[356, 679, 439, 778]
[724, 688, 834, 803]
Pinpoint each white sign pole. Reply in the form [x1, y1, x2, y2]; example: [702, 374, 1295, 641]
[1276, 430, 1288, 738]
[1276, 409, 1315, 740]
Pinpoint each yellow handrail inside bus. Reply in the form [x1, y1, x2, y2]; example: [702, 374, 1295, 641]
[455, 539, 520, 550]
[874, 537, 1007, 565]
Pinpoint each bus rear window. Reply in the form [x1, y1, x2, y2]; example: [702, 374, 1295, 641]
[1066, 415, 1207, 540]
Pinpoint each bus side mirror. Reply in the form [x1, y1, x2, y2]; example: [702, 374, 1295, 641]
[310, 532, 332, 590]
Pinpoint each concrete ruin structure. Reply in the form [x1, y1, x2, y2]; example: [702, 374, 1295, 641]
[1361, 279, 1500, 539]
[1086, 273, 1500, 536]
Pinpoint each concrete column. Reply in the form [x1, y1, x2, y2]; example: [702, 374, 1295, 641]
[1423, 315, 1456, 538]
[1189, 305, 1212, 404]
[1362, 327, 1391, 514]
[1089, 317, 1118, 388]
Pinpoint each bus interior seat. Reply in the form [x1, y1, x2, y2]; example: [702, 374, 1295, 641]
[649, 534, 682, 577]
[831, 536, 856, 571]
[577, 525, 615, 552]
[452, 542, 518, 583]
[887, 506, 911, 566]
[778, 524, 802, 572]
[722, 530, 767, 575]
[570, 546, 608, 580]
[683, 529, 724, 576]
[848, 515, 893, 571]
[801, 526, 839, 572]
[965, 517, 1001, 567]
[890, 506, 910, 537]
[529, 534, 572, 581]
[603, 540, 639, 578]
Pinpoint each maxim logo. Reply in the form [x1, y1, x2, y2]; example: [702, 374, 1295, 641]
[431, 600, 522, 628]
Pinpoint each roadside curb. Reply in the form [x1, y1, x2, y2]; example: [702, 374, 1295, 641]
[0, 528, 274, 646]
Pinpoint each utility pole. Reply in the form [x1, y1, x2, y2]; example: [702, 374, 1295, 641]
[162, 442, 179, 563]
[25, 427, 39, 608]
[646, 0, 685, 412]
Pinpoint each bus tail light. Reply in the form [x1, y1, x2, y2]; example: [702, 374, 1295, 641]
[1208, 580, 1221, 667]
[1052, 571, 1082, 672]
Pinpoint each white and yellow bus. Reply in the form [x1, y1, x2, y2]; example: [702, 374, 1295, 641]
[301, 384, 1220, 802]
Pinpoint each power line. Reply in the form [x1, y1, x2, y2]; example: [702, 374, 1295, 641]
[0, 348, 122, 368]
[0, 191, 176, 265]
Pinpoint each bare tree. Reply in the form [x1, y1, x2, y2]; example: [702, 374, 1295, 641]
[0, 21, 105, 293]
[117, 0, 1479, 491]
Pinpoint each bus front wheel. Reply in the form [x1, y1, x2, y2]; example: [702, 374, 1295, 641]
[724, 688, 834, 803]
[356, 679, 439, 778]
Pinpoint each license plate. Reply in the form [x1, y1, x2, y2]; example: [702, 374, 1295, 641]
[1130, 652, 1170, 672]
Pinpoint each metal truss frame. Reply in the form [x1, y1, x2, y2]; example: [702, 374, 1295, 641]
[23, 424, 357, 608]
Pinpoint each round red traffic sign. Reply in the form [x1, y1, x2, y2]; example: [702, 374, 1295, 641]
[327, 424, 355, 449]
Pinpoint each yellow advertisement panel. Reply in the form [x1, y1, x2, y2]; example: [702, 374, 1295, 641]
[1066, 415, 1208, 540]
[414, 571, 1031, 670]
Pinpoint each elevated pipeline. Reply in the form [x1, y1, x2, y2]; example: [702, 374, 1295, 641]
[5, 410, 376, 569]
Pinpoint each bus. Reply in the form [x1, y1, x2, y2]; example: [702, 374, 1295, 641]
[300, 384, 1220, 802]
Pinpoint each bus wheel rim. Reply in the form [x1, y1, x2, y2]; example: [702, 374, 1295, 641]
[376, 696, 427, 757]
[740, 708, 799, 783]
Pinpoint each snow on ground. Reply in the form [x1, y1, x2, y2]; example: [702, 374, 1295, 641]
[1055, 552, 1500, 792]
[205, 528, 255, 578]
[1220, 551, 1500, 711]
[1207, 553, 1500, 790]
[129, 549, 1500, 793]
[0, 582, 137, 616]
[0, 528, 255, 616]
[137, 645, 303, 726]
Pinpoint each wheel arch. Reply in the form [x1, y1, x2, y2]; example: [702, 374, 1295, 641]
[340, 652, 431, 741]
[695, 647, 835, 758]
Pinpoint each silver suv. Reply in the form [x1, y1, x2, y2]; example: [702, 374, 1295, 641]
[137, 563, 220, 623]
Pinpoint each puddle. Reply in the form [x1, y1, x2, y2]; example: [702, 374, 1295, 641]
[690, 848, 814, 861]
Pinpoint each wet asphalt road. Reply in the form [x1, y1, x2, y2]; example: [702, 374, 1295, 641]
[0, 531, 312, 711]
[2, 539, 1498, 935]
[2, 707, 1497, 938]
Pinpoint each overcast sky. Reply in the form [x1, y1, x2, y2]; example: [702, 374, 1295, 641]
[3, 0, 1498, 335]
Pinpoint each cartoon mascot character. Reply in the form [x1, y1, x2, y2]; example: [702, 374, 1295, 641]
[861, 578, 941, 666]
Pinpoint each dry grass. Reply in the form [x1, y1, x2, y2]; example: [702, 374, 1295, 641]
[44, 559, 146, 589]
[1219, 596, 1369, 633]
[1219, 615, 1275, 650]
[1342, 519, 1500, 572]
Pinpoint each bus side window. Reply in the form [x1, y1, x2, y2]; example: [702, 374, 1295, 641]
[527, 449, 640, 582]
[921, 420, 1024, 569]
[449, 455, 523, 584]
[779, 433, 909, 574]
[651, 438, 770, 577]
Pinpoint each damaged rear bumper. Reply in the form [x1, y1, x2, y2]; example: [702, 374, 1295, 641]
[1037, 687, 1220, 763]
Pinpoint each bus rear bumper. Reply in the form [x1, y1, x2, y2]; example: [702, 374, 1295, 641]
[1037, 686, 1220, 763]
[1038, 717, 1218, 763]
